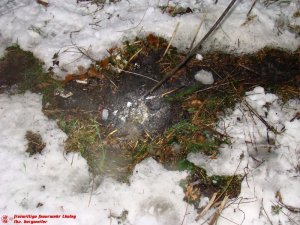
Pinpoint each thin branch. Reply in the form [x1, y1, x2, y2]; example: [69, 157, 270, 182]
[70, 32, 98, 62]
[117, 9, 147, 32]
[196, 192, 218, 221]
[247, 0, 258, 17]
[208, 196, 229, 225]
[244, 101, 280, 135]
[180, 201, 189, 225]
[88, 177, 95, 207]
[162, 22, 180, 59]
[189, 14, 206, 51]
[119, 69, 159, 82]
[262, 201, 274, 225]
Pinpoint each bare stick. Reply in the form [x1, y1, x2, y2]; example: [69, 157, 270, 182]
[262, 202, 274, 225]
[208, 196, 229, 225]
[88, 177, 94, 207]
[127, 48, 143, 64]
[189, 14, 206, 50]
[247, 0, 258, 17]
[196, 192, 218, 221]
[119, 69, 159, 82]
[162, 22, 180, 58]
[244, 101, 280, 134]
[143, 0, 238, 98]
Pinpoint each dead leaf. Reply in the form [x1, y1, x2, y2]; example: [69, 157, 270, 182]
[147, 34, 159, 47]
[65, 74, 75, 82]
[191, 99, 202, 107]
[196, 134, 206, 143]
[87, 68, 99, 78]
[99, 58, 109, 68]
[210, 153, 217, 160]
[276, 190, 283, 203]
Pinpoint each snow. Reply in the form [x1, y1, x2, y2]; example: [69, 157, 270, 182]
[0, 1, 300, 224]
[1, 87, 299, 225]
[195, 53, 203, 61]
[194, 69, 214, 85]
[0, 0, 299, 78]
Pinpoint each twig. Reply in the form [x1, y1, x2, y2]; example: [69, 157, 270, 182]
[208, 196, 229, 225]
[88, 177, 95, 207]
[127, 48, 143, 64]
[70, 32, 98, 62]
[262, 201, 274, 225]
[162, 22, 180, 59]
[189, 15, 206, 51]
[161, 87, 182, 97]
[278, 201, 300, 213]
[180, 201, 189, 225]
[119, 69, 159, 82]
[196, 192, 218, 221]
[214, 158, 242, 204]
[143, 0, 238, 98]
[247, 0, 258, 17]
[244, 101, 280, 134]
[118, 9, 147, 32]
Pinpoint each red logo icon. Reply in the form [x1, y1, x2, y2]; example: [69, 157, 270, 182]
[1, 215, 8, 224]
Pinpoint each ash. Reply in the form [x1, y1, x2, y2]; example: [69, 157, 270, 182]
[103, 90, 171, 140]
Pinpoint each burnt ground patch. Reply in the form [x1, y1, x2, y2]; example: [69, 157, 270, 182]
[44, 36, 299, 186]
[1, 38, 299, 202]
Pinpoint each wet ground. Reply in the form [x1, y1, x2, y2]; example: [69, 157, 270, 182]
[1, 40, 299, 197]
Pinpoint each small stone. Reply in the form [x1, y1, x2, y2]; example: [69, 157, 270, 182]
[102, 109, 109, 121]
[127, 102, 132, 108]
[194, 70, 214, 85]
[196, 53, 203, 61]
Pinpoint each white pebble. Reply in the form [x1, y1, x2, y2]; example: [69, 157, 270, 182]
[102, 109, 109, 121]
[196, 53, 203, 61]
[194, 70, 214, 85]
[127, 102, 132, 108]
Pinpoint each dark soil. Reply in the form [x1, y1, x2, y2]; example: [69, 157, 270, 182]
[1, 40, 299, 199]
[25, 131, 46, 156]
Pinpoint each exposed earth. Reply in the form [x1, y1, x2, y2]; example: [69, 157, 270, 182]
[0, 37, 299, 200]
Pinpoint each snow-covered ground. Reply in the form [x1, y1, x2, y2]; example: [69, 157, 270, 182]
[0, 0, 299, 225]
[0, 0, 299, 77]
[1, 88, 299, 225]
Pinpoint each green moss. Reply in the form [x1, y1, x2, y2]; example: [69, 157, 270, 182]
[168, 120, 198, 135]
[1, 45, 63, 107]
[178, 160, 242, 206]
[187, 140, 220, 156]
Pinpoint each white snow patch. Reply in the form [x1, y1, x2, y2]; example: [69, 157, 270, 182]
[195, 53, 203, 61]
[194, 70, 214, 85]
[0, 0, 299, 78]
